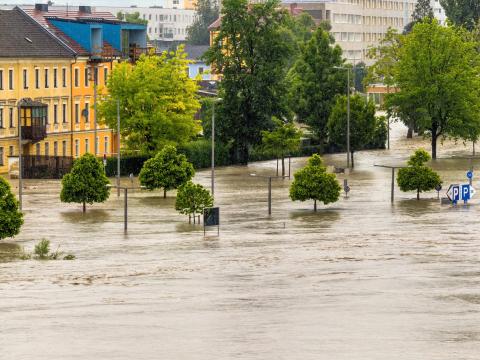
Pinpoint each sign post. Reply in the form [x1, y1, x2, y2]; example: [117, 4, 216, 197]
[204, 207, 220, 237]
[447, 183, 476, 205]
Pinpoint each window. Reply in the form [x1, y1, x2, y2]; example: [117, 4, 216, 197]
[62, 103, 67, 123]
[44, 68, 49, 88]
[53, 68, 58, 88]
[53, 104, 58, 124]
[75, 103, 80, 123]
[35, 68, 40, 88]
[0, 70, 3, 90]
[84, 68, 89, 87]
[199, 67, 204, 74]
[74, 68, 79, 87]
[62, 140, 67, 156]
[9, 145, 13, 157]
[8, 69, 13, 90]
[104, 136, 109, 154]
[0, 108, 3, 128]
[104, 67, 108, 85]
[75, 139, 79, 157]
[36, 143, 40, 156]
[62, 68, 67, 87]
[45, 142, 49, 156]
[0, 147, 3, 166]
[85, 138, 89, 153]
[54, 141, 58, 156]
[84, 102, 90, 121]
[23, 69, 28, 89]
[9, 108, 13, 128]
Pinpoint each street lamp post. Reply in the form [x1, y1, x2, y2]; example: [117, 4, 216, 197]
[250, 173, 288, 215]
[116, 99, 121, 197]
[107, 184, 145, 232]
[334, 66, 351, 169]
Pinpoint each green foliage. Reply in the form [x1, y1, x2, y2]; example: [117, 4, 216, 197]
[60, 153, 111, 212]
[397, 149, 442, 199]
[178, 139, 231, 169]
[0, 176, 23, 240]
[440, 0, 480, 31]
[404, 0, 434, 33]
[289, 154, 341, 210]
[175, 181, 214, 220]
[366, 116, 388, 150]
[327, 94, 378, 166]
[104, 155, 150, 177]
[387, 20, 480, 159]
[288, 26, 346, 142]
[98, 48, 201, 155]
[205, 0, 293, 164]
[139, 145, 194, 196]
[186, 0, 219, 45]
[116, 11, 148, 25]
[34, 239, 50, 259]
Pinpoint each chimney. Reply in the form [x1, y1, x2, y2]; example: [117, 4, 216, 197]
[79, 6, 92, 14]
[35, 3, 49, 12]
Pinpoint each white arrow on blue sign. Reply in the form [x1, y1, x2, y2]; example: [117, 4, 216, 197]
[447, 184, 476, 203]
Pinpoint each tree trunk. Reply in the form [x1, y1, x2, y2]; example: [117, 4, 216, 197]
[82, 201, 86, 213]
[417, 188, 420, 200]
[351, 151, 354, 168]
[193, 213, 196, 224]
[163, 189, 167, 198]
[281, 156, 285, 177]
[407, 126, 413, 138]
[431, 134, 438, 159]
[314, 200, 317, 212]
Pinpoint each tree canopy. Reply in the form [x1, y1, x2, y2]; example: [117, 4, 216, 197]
[98, 48, 201, 155]
[186, 0, 219, 45]
[327, 94, 378, 167]
[440, 0, 480, 31]
[0, 176, 23, 240]
[386, 20, 480, 159]
[116, 11, 148, 25]
[205, 0, 293, 164]
[404, 0, 434, 33]
[175, 182, 213, 223]
[287, 26, 346, 144]
[289, 154, 341, 211]
[397, 149, 442, 199]
[60, 153, 110, 212]
[139, 145, 195, 198]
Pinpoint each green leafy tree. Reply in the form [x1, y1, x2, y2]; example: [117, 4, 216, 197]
[387, 20, 480, 159]
[205, 0, 293, 164]
[175, 182, 213, 223]
[98, 48, 201, 155]
[327, 94, 377, 167]
[0, 176, 23, 240]
[139, 145, 195, 198]
[288, 26, 346, 144]
[60, 153, 110, 212]
[397, 149, 442, 200]
[440, 0, 480, 31]
[404, 0, 434, 33]
[116, 11, 148, 25]
[186, 0, 219, 45]
[289, 154, 341, 211]
[261, 118, 302, 176]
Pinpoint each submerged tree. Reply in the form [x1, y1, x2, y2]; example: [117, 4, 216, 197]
[60, 153, 110, 212]
[290, 154, 341, 211]
[0, 176, 23, 240]
[139, 145, 195, 198]
[397, 149, 442, 200]
[175, 182, 213, 223]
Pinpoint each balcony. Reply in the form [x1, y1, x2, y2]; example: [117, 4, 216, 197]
[125, 45, 161, 63]
[22, 124, 47, 143]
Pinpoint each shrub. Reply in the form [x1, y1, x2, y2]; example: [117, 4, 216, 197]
[0, 176, 23, 240]
[178, 139, 231, 169]
[175, 182, 213, 223]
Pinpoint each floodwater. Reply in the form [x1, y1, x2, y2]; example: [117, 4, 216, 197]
[1, 123, 480, 360]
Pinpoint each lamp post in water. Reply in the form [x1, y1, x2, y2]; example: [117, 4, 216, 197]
[250, 173, 289, 215]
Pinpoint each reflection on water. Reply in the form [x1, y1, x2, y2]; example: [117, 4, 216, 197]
[1, 122, 480, 359]
[0, 243, 24, 263]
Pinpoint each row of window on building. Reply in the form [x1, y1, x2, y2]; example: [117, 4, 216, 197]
[148, 26, 186, 35]
[333, 14, 405, 27]
[0, 66, 109, 91]
[363, 0, 415, 10]
[143, 12, 192, 22]
[333, 31, 400, 42]
[0, 137, 110, 165]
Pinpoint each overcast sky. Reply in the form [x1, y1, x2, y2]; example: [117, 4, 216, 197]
[1, 0, 166, 7]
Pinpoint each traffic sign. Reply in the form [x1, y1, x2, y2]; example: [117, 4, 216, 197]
[467, 171, 473, 179]
[447, 184, 476, 204]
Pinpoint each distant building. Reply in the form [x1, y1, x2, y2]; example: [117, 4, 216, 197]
[184, 45, 211, 80]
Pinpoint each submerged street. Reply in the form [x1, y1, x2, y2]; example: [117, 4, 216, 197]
[1, 123, 480, 360]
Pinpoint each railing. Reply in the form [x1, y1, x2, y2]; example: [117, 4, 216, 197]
[22, 125, 47, 142]
[22, 155, 73, 179]
[126, 45, 162, 63]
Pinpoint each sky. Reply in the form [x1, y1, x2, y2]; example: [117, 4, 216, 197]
[1, 0, 165, 7]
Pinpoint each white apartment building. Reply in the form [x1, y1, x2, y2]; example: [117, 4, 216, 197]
[99, 6, 196, 42]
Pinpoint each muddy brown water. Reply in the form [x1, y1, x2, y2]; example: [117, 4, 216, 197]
[1, 123, 480, 359]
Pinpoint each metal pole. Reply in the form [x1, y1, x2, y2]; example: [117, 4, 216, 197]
[347, 68, 351, 169]
[288, 156, 291, 179]
[391, 168, 395, 203]
[17, 105, 22, 211]
[124, 187, 128, 232]
[211, 101, 215, 198]
[268, 177, 272, 215]
[93, 65, 98, 156]
[387, 117, 390, 150]
[117, 99, 121, 197]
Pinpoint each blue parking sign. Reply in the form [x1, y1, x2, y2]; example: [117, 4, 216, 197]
[462, 184, 471, 201]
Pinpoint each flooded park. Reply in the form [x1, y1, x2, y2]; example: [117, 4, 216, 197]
[1, 123, 480, 359]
